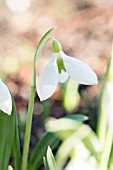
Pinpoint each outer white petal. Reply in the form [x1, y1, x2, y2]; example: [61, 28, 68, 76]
[58, 70, 69, 83]
[60, 51, 98, 85]
[37, 54, 58, 101]
[0, 80, 12, 115]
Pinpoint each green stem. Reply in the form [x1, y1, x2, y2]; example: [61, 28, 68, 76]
[97, 109, 107, 147]
[21, 27, 56, 170]
[21, 82, 36, 170]
[99, 128, 113, 170]
[97, 72, 108, 147]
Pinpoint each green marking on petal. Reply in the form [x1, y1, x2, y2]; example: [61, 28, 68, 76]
[57, 57, 66, 73]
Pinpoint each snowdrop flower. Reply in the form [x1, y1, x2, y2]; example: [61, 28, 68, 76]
[0, 79, 12, 115]
[37, 39, 98, 101]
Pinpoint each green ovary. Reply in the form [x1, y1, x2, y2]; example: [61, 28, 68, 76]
[56, 57, 66, 73]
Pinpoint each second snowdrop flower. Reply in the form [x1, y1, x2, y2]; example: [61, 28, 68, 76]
[37, 39, 98, 101]
[0, 79, 12, 115]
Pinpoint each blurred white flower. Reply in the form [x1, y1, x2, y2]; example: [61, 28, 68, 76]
[6, 0, 31, 12]
[65, 158, 97, 170]
[8, 165, 13, 170]
[37, 40, 98, 101]
[0, 79, 12, 115]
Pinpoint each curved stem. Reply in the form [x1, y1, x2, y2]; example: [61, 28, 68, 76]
[21, 27, 56, 170]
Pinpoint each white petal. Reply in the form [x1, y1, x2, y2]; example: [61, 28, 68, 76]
[8, 165, 14, 170]
[0, 80, 12, 115]
[6, 0, 31, 12]
[60, 51, 98, 85]
[58, 70, 69, 83]
[37, 54, 58, 101]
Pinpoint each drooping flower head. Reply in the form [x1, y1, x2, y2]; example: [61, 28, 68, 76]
[37, 39, 98, 101]
[0, 79, 12, 115]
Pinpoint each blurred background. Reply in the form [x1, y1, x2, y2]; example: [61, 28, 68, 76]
[0, 0, 113, 161]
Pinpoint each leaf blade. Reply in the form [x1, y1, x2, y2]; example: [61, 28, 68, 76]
[28, 132, 59, 170]
[0, 96, 16, 170]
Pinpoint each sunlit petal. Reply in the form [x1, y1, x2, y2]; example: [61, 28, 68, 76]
[61, 51, 98, 85]
[0, 80, 12, 115]
[58, 70, 69, 83]
[37, 54, 58, 101]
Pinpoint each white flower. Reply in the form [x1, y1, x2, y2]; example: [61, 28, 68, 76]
[6, 0, 31, 12]
[0, 79, 12, 115]
[65, 158, 97, 170]
[8, 165, 14, 170]
[37, 40, 98, 101]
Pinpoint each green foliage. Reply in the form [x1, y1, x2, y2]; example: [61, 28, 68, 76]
[12, 114, 21, 170]
[0, 96, 16, 170]
[46, 146, 57, 170]
[43, 146, 57, 170]
[1, 28, 113, 170]
[45, 116, 101, 170]
[28, 132, 59, 170]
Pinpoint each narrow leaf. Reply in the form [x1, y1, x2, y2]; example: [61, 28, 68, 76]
[47, 146, 57, 170]
[43, 157, 49, 170]
[12, 114, 21, 170]
[0, 96, 16, 170]
[65, 114, 88, 122]
[28, 132, 59, 170]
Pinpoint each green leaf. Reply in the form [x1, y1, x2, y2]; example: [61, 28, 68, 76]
[28, 132, 59, 170]
[46, 146, 57, 170]
[43, 156, 49, 170]
[0, 96, 16, 170]
[12, 114, 21, 170]
[65, 114, 88, 122]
